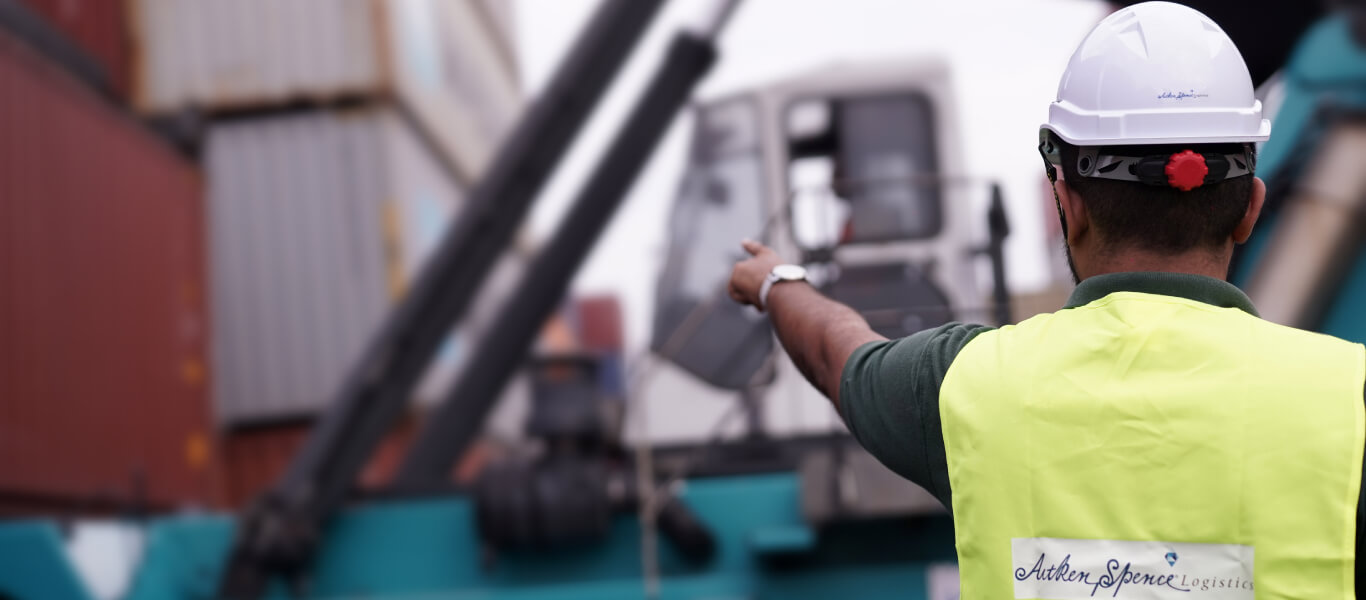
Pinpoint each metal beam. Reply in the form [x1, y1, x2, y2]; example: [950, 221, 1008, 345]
[216, 0, 667, 595]
[395, 2, 740, 488]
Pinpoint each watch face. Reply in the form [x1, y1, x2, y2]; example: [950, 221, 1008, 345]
[773, 264, 807, 281]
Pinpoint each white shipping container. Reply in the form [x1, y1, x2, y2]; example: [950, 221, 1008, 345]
[132, 0, 522, 181]
[207, 106, 476, 426]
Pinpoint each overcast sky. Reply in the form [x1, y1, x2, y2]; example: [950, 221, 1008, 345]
[512, 0, 1109, 352]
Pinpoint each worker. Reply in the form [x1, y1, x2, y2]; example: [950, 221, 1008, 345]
[728, 2, 1364, 598]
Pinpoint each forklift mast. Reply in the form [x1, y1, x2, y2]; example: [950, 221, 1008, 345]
[217, 0, 740, 595]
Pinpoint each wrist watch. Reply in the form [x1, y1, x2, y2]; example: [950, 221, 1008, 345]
[758, 264, 808, 312]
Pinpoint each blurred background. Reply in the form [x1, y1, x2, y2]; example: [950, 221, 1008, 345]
[0, 0, 1361, 598]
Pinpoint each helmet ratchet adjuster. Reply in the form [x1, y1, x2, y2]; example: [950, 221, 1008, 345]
[1075, 145, 1255, 192]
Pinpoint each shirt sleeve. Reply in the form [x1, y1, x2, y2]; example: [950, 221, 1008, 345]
[837, 322, 992, 507]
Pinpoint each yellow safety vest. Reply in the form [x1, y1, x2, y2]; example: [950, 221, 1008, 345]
[940, 290, 1365, 599]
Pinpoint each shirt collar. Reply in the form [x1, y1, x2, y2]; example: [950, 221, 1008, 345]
[1064, 271, 1260, 317]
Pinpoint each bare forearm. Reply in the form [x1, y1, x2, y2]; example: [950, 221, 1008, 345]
[766, 282, 885, 409]
[726, 239, 883, 409]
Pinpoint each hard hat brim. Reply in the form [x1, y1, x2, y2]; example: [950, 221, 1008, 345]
[1039, 121, 1271, 147]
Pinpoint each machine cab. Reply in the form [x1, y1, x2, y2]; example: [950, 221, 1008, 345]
[650, 59, 997, 439]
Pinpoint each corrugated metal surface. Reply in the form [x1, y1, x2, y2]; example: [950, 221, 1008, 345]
[390, 0, 521, 176]
[129, 0, 522, 180]
[0, 30, 215, 510]
[17, 0, 130, 95]
[207, 106, 468, 426]
[130, 0, 379, 110]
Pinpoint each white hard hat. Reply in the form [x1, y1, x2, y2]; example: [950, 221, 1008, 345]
[1041, 1, 1271, 147]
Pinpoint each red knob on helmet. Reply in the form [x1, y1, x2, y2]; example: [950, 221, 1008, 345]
[1165, 150, 1209, 192]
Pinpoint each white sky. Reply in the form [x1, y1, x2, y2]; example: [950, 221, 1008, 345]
[512, 0, 1109, 353]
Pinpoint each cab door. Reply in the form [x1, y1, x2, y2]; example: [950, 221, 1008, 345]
[651, 98, 774, 390]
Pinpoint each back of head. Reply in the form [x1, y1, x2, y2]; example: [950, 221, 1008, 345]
[1039, 1, 1270, 255]
[1057, 140, 1255, 254]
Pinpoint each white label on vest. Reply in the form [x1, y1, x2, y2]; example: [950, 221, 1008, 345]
[1011, 537, 1254, 600]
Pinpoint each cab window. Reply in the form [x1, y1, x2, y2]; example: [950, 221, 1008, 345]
[787, 93, 942, 250]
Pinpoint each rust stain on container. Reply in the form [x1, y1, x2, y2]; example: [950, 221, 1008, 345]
[0, 30, 215, 512]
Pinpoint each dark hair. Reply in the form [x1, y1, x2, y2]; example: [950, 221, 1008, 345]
[1058, 140, 1256, 255]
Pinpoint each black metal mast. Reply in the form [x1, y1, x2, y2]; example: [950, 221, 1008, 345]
[216, 0, 668, 595]
[396, 2, 740, 487]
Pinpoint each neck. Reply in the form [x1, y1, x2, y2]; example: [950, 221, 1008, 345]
[1082, 247, 1232, 281]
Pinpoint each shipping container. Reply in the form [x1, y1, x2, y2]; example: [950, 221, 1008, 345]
[218, 418, 499, 507]
[129, 0, 522, 181]
[17, 0, 130, 96]
[571, 295, 624, 353]
[218, 419, 411, 508]
[207, 105, 484, 426]
[0, 29, 215, 511]
[476, 0, 519, 56]
[566, 296, 626, 399]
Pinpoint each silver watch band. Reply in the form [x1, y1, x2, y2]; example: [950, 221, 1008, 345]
[758, 274, 778, 312]
[757, 264, 807, 312]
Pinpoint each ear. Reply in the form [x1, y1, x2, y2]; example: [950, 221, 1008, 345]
[1232, 177, 1266, 244]
[1056, 177, 1089, 244]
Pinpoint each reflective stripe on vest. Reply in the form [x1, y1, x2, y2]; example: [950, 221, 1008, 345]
[940, 291, 1365, 599]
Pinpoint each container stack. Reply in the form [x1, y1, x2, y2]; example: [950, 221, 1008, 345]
[567, 295, 627, 399]
[203, 108, 453, 426]
[129, 0, 519, 181]
[12, 0, 129, 95]
[124, 0, 523, 502]
[2, 0, 524, 514]
[0, 2, 214, 515]
[218, 417, 417, 508]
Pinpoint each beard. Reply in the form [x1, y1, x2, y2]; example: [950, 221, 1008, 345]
[1053, 192, 1081, 285]
[1063, 238, 1080, 285]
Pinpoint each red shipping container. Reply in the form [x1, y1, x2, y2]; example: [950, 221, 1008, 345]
[219, 421, 412, 508]
[0, 30, 214, 512]
[572, 295, 624, 353]
[218, 418, 491, 508]
[16, 0, 130, 96]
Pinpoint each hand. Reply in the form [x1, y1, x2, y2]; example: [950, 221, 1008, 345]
[728, 239, 784, 311]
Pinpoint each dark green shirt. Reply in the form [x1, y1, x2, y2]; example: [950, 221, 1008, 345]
[836, 271, 1366, 583]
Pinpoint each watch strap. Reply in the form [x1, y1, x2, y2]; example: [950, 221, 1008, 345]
[758, 272, 778, 312]
[757, 265, 806, 312]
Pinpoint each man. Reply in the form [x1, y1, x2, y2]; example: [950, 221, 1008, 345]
[728, 3, 1365, 598]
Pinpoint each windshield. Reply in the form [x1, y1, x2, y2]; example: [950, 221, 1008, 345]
[839, 94, 942, 241]
[787, 93, 943, 250]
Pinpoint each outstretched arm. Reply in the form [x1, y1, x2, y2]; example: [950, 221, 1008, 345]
[727, 240, 885, 410]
